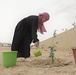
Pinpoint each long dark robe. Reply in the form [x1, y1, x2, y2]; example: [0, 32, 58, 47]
[11, 15, 39, 58]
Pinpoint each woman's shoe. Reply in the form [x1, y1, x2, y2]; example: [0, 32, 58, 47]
[25, 57, 32, 62]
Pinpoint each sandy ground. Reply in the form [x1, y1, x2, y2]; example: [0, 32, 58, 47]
[0, 46, 76, 75]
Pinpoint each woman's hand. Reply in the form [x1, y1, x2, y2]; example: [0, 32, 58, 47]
[34, 41, 39, 48]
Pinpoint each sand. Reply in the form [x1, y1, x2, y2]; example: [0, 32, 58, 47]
[0, 46, 76, 75]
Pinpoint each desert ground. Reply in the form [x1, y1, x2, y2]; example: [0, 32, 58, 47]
[0, 46, 76, 75]
[0, 27, 76, 75]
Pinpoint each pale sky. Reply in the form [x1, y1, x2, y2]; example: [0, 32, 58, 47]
[0, 0, 76, 43]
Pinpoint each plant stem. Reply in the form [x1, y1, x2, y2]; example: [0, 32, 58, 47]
[52, 56, 54, 64]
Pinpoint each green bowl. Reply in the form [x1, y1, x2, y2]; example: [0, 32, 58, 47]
[34, 49, 42, 57]
[2, 51, 18, 67]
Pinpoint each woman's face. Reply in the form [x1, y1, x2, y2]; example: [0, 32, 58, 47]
[42, 18, 48, 23]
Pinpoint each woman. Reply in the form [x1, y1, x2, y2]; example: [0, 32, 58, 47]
[11, 12, 50, 61]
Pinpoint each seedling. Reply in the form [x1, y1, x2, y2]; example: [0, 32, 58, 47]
[48, 29, 58, 64]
